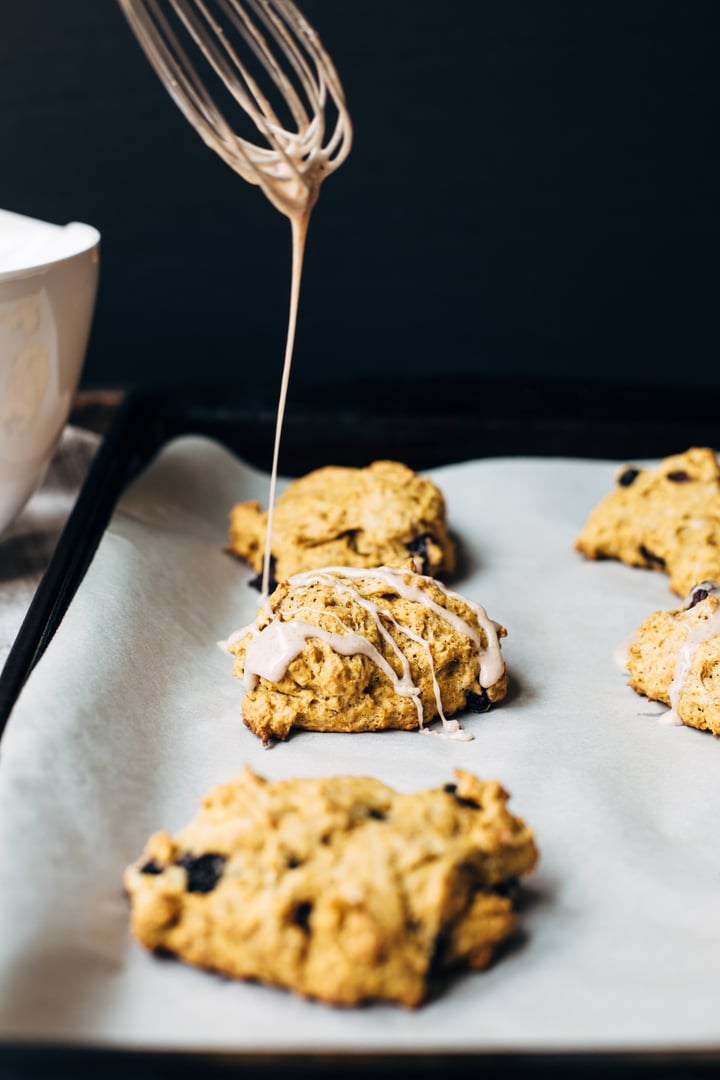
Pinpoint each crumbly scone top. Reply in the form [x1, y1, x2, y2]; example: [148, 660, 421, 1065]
[124, 767, 538, 1007]
[576, 447, 720, 596]
[227, 562, 507, 742]
[228, 460, 456, 583]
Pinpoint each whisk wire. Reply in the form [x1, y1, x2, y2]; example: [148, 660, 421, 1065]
[174, 0, 322, 188]
[118, 0, 352, 217]
[216, 0, 318, 131]
[130, 0, 239, 148]
[174, 0, 299, 139]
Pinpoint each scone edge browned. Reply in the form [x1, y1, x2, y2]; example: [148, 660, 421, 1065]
[125, 766, 538, 1007]
[575, 447, 720, 596]
[228, 460, 456, 583]
[229, 565, 507, 743]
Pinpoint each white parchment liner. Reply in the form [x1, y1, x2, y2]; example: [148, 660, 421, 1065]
[0, 437, 718, 1053]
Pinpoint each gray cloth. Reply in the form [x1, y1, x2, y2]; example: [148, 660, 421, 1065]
[0, 425, 100, 668]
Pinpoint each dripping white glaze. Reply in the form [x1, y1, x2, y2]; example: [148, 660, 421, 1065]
[237, 565, 504, 740]
[204, 33, 499, 742]
[289, 566, 505, 687]
[666, 600, 720, 725]
[242, 76, 352, 599]
[260, 210, 309, 598]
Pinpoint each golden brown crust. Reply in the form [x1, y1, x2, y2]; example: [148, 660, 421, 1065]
[576, 447, 720, 596]
[228, 460, 456, 582]
[627, 590, 720, 735]
[125, 767, 538, 1007]
[229, 566, 507, 743]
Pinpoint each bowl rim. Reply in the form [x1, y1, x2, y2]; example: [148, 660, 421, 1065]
[0, 218, 100, 284]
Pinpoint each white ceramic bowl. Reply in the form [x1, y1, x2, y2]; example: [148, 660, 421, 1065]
[0, 209, 100, 532]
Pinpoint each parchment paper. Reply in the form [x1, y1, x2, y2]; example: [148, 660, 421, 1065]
[1, 437, 718, 1054]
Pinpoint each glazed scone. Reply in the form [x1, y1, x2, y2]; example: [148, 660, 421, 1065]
[125, 767, 538, 1007]
[227, 563, 507, 744]
[575, 447, 720, 596]
[228, 460, 456, 586]
[626, 581, 720, 735]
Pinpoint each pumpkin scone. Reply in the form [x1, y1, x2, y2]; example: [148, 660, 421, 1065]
[228, 460, 456, 587]
[125, 767, 538, 1007]
[626, 581, 720, 735]
[226, 562, 507, 744]
[576, 447, 720, 596]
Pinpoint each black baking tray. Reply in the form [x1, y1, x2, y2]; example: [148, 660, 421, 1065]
[2, 376, 720, 1079]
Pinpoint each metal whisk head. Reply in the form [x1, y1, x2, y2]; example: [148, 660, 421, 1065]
[117, 0, 352, 219]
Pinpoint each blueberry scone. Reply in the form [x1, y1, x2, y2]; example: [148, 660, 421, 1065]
[125, 767, 538, 1007]
[575, 447, 720, 596]
[228, 460, 456, 587]
[226, 563, 507, 744]
[625, 581, 720, 735]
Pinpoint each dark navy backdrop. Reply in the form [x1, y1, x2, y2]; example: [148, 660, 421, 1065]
[1, 1, 719, 398]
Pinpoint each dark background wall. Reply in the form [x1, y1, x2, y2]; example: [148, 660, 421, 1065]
[1, 1, 719, 400]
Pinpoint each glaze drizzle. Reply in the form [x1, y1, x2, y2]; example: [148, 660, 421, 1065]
[236, 564, 504, 740]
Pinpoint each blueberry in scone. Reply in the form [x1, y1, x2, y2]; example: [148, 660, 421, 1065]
[228, 460, 456, 585]
[576, 447, 720, 596]
[125, 767, 538, 1007]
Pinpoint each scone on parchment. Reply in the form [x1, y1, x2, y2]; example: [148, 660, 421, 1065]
[576, 447, 720, 596]
[626, 581, 720, 735]
[125, 767, 538, 1007]
[228, 460, 456, 586]
[227, 563, 507, 744]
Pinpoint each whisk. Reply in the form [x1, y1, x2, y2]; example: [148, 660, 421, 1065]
[116, 0, 352, 221]
[117, 0, 353, 597]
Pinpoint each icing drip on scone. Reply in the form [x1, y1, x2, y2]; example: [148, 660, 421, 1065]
[243, 617, 422, 708]
[239, 565, 504, 740]
[288, 565, 505, 686]
[666, 585, 720, 725]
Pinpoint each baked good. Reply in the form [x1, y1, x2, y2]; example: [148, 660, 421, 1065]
[125, 766, 538, 1007]
[575, 447, 720, 596]
[228, 460, 456, 588]
[626, 581, 720, 735]
[227, 563, 507, 744]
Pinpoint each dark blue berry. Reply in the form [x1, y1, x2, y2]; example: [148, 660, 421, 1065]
[666, 471, 692, 483]
[618, 468, 640, 487]
[454, 794, 481, 809]
[639, 544, 666, 568]
[465, 689, 491, 713]
[685, 582, 720, 609]
[406, 533, 436, 574]
[687, 588, 709, 609]
[366, 807, 386, 821]
[443, 783, 480, 809]
[176, 852, 227, 894]
[292, 901, 313, 932]
[139, 860, 163, 875]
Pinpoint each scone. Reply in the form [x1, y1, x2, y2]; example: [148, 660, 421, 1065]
[575, 447, 720, 596]
[626, 581, 720, 735]
[228, 460, 456, 587]
[125, 767, 538, 1007]
[227, 563, 507, 743]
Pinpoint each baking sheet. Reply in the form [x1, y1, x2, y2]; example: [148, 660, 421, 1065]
[0, 435, 718, 1053]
